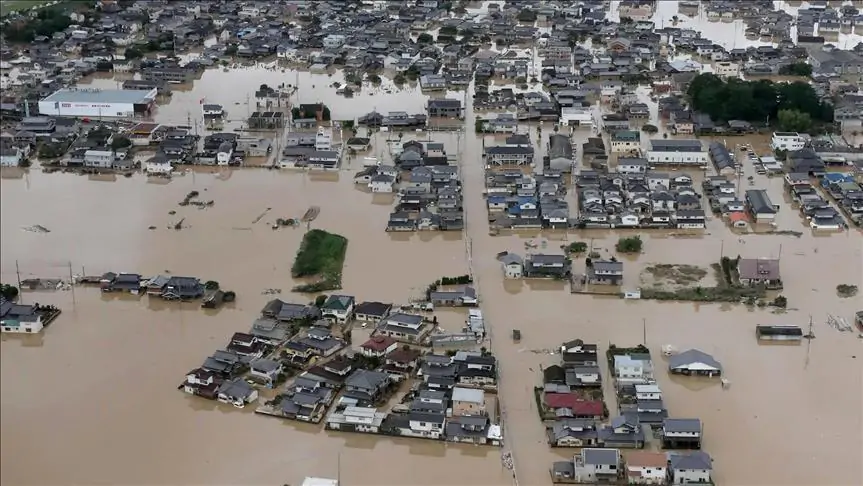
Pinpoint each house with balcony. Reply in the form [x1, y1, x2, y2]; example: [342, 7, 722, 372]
[551, 448, 621, 483]
[547, 419, 599, 447]
[587, 260, 624, 285]
[662, 418, 703, 449]
[484, 145, 535, 166]
[524, 253, 572, 278]
[182, 368, 223, 399]
[319, 295, 355, 323]
[668, 451, 713, 485]
[375, 312, 428, 343]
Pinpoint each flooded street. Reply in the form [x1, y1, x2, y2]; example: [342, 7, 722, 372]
[3, 2, 863, 484]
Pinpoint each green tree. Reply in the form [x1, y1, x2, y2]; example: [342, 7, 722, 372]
[225, 45, 238, 56]
[0, 284, 20, 301]
[321, 106, 331, 121]
[439, 26, 458, 36]
[314, 294, 328, 307]
[567, 242, 588, 254]
[779, 62, 813, 77]
[517, 8, 537, 22]
[417, 33, 434, 44]
[777, 109, 813, 132]
[615, 236, 643, 254]
[124, 47, 143, 60]
[110, 135, 132, 151]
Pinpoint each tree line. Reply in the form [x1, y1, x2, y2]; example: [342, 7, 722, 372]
[686, 74, 833, 132]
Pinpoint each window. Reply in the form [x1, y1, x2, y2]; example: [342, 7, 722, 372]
[25, 328, 32, 333]
[3, 327, 10, 332]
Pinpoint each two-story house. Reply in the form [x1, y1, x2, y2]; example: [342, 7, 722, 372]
[587, 260, 624, 285]
[320, 295, 355, 323]
[451, 386, 486, 416]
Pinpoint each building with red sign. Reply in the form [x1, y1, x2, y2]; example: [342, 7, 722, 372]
[38, 88, 157, 118]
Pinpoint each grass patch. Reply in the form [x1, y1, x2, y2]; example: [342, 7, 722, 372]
[640, 260, 763, 303]
[642, 264, 707, 288]
[291, 229, 348, 293]
[533, 386, 554, 420]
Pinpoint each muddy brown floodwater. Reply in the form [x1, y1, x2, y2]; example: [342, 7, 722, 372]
[3, 38, 863, 486]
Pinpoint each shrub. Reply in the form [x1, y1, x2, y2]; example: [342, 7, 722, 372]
[567, 241, 588, 254]
[615, 236, 643, 254]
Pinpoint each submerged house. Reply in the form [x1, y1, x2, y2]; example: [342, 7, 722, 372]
[161, 276, 204, 300]
[737, 258, 782, 289]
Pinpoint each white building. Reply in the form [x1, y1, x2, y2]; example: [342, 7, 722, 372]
[625, 451, 668, 485]
[83, 149, 115, 168]
[609, 130, 641, 154]
[38, 88, 157, 118]
[315, 127, 333, 151]
[500, 253, 524, 278]
[216, 142, 234, 165]
[144, 160, 173, 175]
[326, 406, 387, 433]
[770, 132, 806, 152]
[713, 61, 740, 79]
[646, 139, 708, 166]
[0, 302, 44, 334]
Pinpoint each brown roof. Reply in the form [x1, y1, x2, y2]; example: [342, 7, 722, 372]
[361, 335, 397, 352]
[626, 451, 667, 469]
[737, 258, 780, 280]
[386, 347, 421, 364]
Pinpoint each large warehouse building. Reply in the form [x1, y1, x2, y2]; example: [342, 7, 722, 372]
[38, 88, 157, 118]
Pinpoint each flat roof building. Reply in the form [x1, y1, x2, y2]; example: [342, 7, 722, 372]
[39, 88, 157, 118]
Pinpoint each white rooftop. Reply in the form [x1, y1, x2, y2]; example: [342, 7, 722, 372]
[302, 478, 338, 486]
[42, 88, 156, 104]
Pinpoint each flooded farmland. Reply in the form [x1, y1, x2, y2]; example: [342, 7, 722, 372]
[3, 4, 863, 484]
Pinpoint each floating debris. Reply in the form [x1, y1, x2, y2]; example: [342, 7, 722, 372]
[272, 218, 300, 230]
[148, 226, 157, 230]
[301, 206, 320, 222]
[22, 225, 50, 234]
[252, 208, 272, 224]
[261, 288, 282, 295]
[827, 314, 853, 332]
[172, 218, 186, 231]
[179, 191, 201, 206]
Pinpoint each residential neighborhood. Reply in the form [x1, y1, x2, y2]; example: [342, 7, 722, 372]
[1, 0, 860, 485]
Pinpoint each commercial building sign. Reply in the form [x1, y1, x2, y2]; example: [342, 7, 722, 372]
[59, 103, 114, 108]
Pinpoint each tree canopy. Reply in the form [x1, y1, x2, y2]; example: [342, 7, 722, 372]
[3, 8, 72, 43]
[686, 73, 833, 126]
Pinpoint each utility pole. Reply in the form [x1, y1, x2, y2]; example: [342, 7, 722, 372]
[805, 315, 813, 369]
[642, 318, 647, 346]
[719, 239, 724, 259]
[15, 260, 23, 304]
[68, 261, 76, 307]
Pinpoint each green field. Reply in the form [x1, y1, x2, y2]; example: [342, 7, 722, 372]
[2, 1, 55, 14]
[291, 229, 348, 293]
